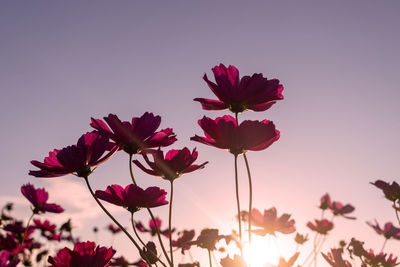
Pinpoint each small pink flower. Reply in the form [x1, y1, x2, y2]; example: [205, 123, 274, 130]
[307, 219, 334, 235]
[191, 115, 279, 155]
[172, 230, 196, 254]
[91, 112, 176, 155]
[321, 249, 352, 267]
[33, 219, 58, 240]
[319, 193, 332, 210]
[135, 217, 174, 238]
[95, 184, 168, 213]
[30, 132, 116, 178]
[195, 64, 283, 113]
[107, 224, 122, 234]
[366, 220, 400, 240]
[133, 148, 208, 181]
[48, 241, 115, 267]
[21, 184, 63, 214]
[250, 207, 295, 236]
[371, 180, 400, 202]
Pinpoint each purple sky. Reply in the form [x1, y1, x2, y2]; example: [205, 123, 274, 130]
[1, 1, 400, 265]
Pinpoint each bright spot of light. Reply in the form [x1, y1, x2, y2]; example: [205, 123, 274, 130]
[242, 235, 280, 267]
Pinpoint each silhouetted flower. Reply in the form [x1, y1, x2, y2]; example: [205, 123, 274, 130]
[273, 252, 299, 267]
[178, 262, 200, 267]
[319, 193, 332, 210]
[194, 64, 283, 113]
[48, 241, 115, 267]
[371, 180, 400, 202]
[110, 256, 130, 267]
[133, 148, 208, 181]
[366, 220, 400, 240]
[220, 255, 247, 267]
[172, 230, 196, 254]
[140, 242, 158, 264]
[107, 224, 122, 234]
[330, 201, 356, 220]
[321, 249, 352, 267]
[30, 132, 116, 178]
[191, 228, 220, 251]
[364, 250, 399, 267]
[191, 115, 279, 155]
[95, 184, 168, 213]
[250, 207, 295, 236]
[91, 113, 176, 155]
[135, 217, 174, 238]
[307, 219, 333, 235]
[21, 184, 63, 214]
[294, 232, 308, 245]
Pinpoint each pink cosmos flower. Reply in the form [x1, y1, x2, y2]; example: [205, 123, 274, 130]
[366, 220, 400, 240]
[29, 131, 116, 178]
[48, 241, 115, 267]
[191, 115, 279, 155]
[319, 193, 332, 210]
[371, 180, 400, 202]
[21, 184, 63, 214]
[0, 251, 19, 267]
[133, 148, 208, 181]
[330, 201, 356, 220]
[321, 249, 352, 267]
[172, 230, 196, 254]
[307, 219, 334, 235]
[135, 217, 175, 238]
[194, 64, 284, 113]
[365, 250, 399, 267]
[107, 224, 122, 234]
[95, 184, 168, 213]
[91, 112, 177, 155]
[250, 207, 296, 236]
[33, 219, 59, 240]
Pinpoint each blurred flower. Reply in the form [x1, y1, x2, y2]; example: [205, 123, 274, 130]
[319, 193, 332, 210]
[135, 217, 174, 238]
[91, 112, 176, 155]
[330, 201, 356, 220]
[48, 241, 115, 267]
[110, 256, 131, 267]
[321, 248, 352, 267]
[237, 210, 249, 222]
[273, 252, 299, 267]
[133, 148, 208, 181]
[364, 250, 399, 267]
[366, 220, 400, 240]
[294, 232, 308, 245]
[140, 242, 158, 264]
[21, 184, 63, 214]
[33, 219, 59, 240]
[178, 262, 200, 267]
[194, 64, 283, 113]
[107, 224, 122, 235]
[191, 228, 220, 251]
[0, 251, 19, 267]
[250, 207, 295, 236]
[220, 255, 247, 267]
[347, 238, 369, 259]
[30, 131, 116, 178]
[95, 184, 168, 213]
[307, 219, 334, 235]
[371, 180, 400, 202]
[172, 230, 195, 254]
[191, 115, 279, 155]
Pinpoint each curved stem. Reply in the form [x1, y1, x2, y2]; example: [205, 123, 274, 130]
[16, 212, 34, 259]
[234, 154, 243, 254]
[394, 201, 400, 226]
[243, 153, 253, 244]
[208, 249, 213, 267]
[131, 213, 147, 248]
[129, 154, 137, 185]
[169, 181, 174, 267]
[147, 208, 172, 265]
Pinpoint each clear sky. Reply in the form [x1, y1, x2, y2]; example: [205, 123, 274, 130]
[1, 1, 399, 265]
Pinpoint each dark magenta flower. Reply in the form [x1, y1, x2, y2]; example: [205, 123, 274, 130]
[107, 224, 122, 235]
[48, 241, 115, 267]
[172, 230, 196, 254]
[366, 220, 400, 240]
[21, 184, 63, 214]
[330, 201, 356, 220]
[321, 249, 352, 267]
[33, 219, 59, 240]
[91, 112, 177, 155]
[133, 148, 208, 181]
[110, 256, 131, 267]
[194, 64, 284, 113]
[135, 217, 175, 238]
[307, 219, 334, 235]
[191, 115, 279, 155]
[0, 251, 19, 267]
[250, 207, 295, 236]
[371, 180, 400, 202]
[95, 184, 168, 213]
[30, 131, 116, 178]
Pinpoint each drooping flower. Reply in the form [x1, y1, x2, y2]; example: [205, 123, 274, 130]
[330, 201, 356, 220]
[48, 241, 115, 267]
[29, 131, 117, 178]
[273, 252, 299, 267]
[21, 184, 63, 214]
[366, 220, 400, 240]
[250, 207, 295, 236]
[91, 113, 176, 155]
[307, 219, 334, 235]
[194, 64, 284, 113]
[191, 115, 279, 155]
[95, 184, 168, 213]
[135, 217, 175, 238]
[371, 180, 400, 202]
[133, 148, 208, 181]
[321, 249, 352, 267]
[172, 230, 196, 254]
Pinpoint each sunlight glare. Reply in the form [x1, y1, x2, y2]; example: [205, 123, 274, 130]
[242, 235, 280, 267]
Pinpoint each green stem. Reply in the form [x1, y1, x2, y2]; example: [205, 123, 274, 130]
[234, 154, 243, 254]
[16, 212, 34, 259]
[129, 154, 137, 185]
[147, 208, 172, 265]
[208, 249, 213, 267]
[169, 181, 174, 267]
[243, 153, 253, 244]
[131, 213, 147, 247]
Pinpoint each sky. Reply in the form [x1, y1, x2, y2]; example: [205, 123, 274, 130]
[1, 1, 400, 266]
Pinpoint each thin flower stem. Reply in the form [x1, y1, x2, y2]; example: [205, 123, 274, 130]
[84, 177, 163, 267]
[234, 154, 243, 254]
[169, 181, 174, 267]
[147, 208, 172, 265]
[208, 249, 213, 267]
[131, 213, 147, 248]
[129, 154, 137, 185]
[394, 201, 400, 226]
[243, 153, 252, 244]
[15, 212, 34, 259]
[381, 238, 388, 252]
[302, 232, 319, 266]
